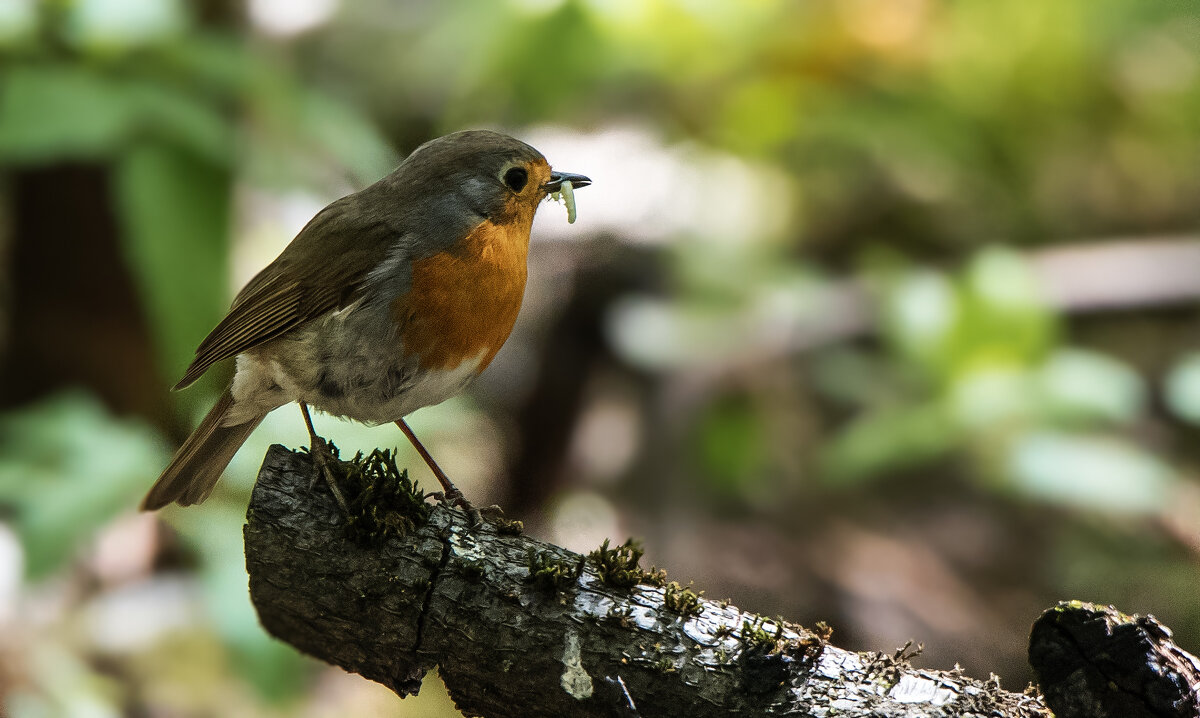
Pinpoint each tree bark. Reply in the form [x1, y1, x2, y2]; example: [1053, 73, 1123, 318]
[1029, 601, 1200, 718]
[245, 445, 1054, 717]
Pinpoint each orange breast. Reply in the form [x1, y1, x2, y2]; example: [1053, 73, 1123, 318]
[391, 219, 530, 372]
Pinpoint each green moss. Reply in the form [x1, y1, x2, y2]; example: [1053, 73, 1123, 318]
[641, 566, 668, 587]
[812, 620, 833, 642]
[794, 621, 832, 664]
[587, 538, 669, 589]
[526, 549, 584, 593]
[740, 615, 785, 653]
[586, 536, 714, 628]
[588, 538, 645, 588]
[331, 448, 430, 545]
[663, 581, 704, 617]
[651, 656, 675, 673]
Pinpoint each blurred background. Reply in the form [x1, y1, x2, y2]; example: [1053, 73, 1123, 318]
[2, 0, 1200, 715]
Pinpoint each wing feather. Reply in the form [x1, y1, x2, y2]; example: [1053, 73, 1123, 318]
[174, 195, 396, 389]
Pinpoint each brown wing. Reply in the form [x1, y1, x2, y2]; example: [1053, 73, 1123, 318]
[174, 194, 395, 390]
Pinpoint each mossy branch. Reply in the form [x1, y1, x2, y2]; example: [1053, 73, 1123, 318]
[246, 445, 1174, 718]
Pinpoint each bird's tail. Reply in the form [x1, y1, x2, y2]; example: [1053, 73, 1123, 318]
[141, 388, 265, 510]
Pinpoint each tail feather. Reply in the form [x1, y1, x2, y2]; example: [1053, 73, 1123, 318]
[142, 388, 265, 510]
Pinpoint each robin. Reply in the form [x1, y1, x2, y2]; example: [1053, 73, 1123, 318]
[140, 130, 590, 520]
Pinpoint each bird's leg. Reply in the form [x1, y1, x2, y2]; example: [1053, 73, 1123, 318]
[299, 401, 351, 515]
[395, 417, 485, 527]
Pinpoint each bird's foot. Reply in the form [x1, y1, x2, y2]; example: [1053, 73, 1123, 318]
[428, 489, 505, 529]
[307, 436, 351, 516]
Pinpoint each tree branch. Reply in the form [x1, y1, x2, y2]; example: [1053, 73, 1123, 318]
[246, 445, 1053, 717]
[1029, 601, 1200, 718]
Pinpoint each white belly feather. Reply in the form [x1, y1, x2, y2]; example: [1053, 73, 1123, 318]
[223, 304, 488, 427]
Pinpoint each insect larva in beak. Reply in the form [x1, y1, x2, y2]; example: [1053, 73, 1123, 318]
[561, 180, 576, 224]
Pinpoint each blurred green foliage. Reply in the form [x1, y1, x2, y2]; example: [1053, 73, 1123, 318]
[0, 392, 165, 577]
[815, 246, 1174, 508]
[0, 1, 396, 381]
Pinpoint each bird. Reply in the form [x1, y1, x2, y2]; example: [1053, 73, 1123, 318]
[140, 130, 590, 520]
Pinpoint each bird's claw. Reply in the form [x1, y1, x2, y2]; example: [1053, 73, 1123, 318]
[307, 437, 351, 516]
[427, 490, 504, 529]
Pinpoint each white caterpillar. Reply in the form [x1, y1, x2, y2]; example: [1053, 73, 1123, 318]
[550, 180, 577, 224]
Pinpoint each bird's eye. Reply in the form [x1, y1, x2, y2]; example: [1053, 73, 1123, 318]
[503, 167, 528, 192]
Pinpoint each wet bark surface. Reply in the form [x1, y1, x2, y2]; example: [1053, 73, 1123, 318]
[1030, 601, 1200, 718]
[246, 444, 1057, 717]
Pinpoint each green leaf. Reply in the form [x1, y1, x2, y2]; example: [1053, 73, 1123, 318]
[114, 141, 232, 384]
[0, 65, 137, 163]
[821, 403, 959, 484]
[295, 89, 399, 186]
[160, 35, 258, 94]
[246, 74, 398, 188]
[947, 365, 1034, 429]
[881, 268, 960, 377]
[1007, 432, 1175, 513]
[0, 0, 37, 47]
[881, 249, 1057, 385]
[1164, 353, 1200, 427]
[64, 0, 187, 50]
[125, 81, 235, 165]
[0, 58, 236, 168]
[1038, 349, 1145, 425]
[956, 247, 1055, 365]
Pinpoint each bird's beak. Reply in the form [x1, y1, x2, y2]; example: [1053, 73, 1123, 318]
[543, 171, 592, 192]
